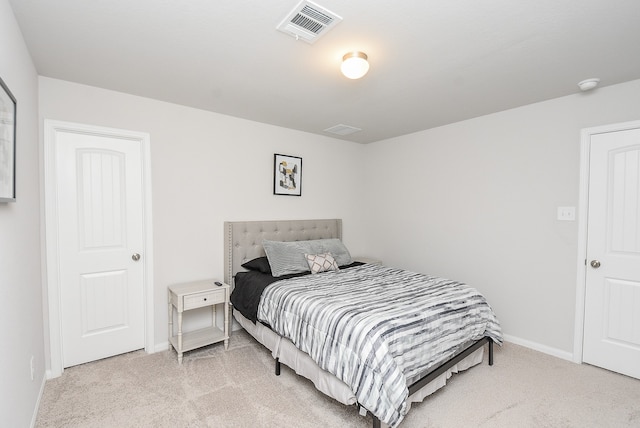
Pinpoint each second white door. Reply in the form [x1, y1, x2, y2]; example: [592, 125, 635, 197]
[56, 127, 146, 368]
[583, 125, 640, 380]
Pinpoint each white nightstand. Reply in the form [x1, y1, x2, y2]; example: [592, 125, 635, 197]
[168, 279, 230, 364]
[354, 257, 382, 265]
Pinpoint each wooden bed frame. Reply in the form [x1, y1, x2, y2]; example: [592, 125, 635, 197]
[224, 219, 494, 428]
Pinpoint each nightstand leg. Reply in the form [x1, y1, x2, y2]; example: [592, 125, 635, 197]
[224, 301, 230, 350]
[212, 304, 217, 329]
[177, 311, 183, 364]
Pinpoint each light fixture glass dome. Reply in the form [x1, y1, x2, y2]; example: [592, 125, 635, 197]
[341, 52, 369, 79]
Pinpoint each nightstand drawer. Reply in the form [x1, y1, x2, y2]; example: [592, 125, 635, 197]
[183, 289, 225, 310]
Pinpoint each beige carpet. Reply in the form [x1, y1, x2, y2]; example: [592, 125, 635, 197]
[35, 330, 640, 428]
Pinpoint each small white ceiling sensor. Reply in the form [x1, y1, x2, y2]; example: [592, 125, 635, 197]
[277, 1, 342, 44]
[578, 78, 600, 91]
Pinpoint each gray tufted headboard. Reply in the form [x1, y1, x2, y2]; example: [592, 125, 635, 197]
[224, 219, 343, 288]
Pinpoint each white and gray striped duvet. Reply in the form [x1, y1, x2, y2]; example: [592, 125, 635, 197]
[257, 263, 502, 428]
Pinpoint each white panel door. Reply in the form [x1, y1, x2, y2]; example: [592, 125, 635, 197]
[583, 127, 640, 379]
[57, 131, 145, 368]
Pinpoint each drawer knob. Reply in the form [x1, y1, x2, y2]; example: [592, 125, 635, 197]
[204, 298, 207, 301]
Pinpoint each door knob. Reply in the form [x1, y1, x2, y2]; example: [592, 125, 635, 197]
[132, 253, 141, 261]
[590, 260, 601, 269]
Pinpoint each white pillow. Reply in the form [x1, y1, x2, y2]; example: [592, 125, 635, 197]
[305, 253, 339, 274]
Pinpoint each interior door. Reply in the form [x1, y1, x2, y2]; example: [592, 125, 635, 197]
[583, 126, 640, 379]
[56, 130, 145, 368]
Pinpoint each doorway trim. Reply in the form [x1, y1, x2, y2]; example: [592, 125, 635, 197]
[44, 119, 155, 378]
[573, 119, 640, 363]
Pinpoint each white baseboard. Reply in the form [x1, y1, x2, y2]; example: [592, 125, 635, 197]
[154, 341, 170, 353]
[30, 375, 47, 428]
[503, 334, 574, 362]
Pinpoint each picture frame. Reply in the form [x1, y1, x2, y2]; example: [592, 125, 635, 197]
[0, 76, 16, 203]
[274, 153, 302, 196]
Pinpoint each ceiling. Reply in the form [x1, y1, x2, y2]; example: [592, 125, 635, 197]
[9, 0, 640, 143]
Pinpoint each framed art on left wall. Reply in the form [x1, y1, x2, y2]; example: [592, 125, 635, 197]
[274, 153, 302, 196]
[0, 76, 16, 203]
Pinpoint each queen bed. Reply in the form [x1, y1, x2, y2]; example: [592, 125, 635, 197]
[224, 219, 502, 428]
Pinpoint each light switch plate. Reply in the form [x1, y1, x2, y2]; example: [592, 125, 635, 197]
[557, 206, 576, 221]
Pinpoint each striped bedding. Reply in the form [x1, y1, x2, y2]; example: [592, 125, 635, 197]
[257, 263, 502, 428]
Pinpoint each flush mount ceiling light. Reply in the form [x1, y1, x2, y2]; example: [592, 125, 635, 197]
[341, 51, 369, 79]
[578, 78, 600, 91]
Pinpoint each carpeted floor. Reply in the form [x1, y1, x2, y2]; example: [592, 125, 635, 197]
[35, 329, 640, 427]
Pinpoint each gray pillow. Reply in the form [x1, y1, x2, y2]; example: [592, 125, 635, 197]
[263, 238, 352, 277]
[314, 238, 352, 266]
[263, 240, 314, 277]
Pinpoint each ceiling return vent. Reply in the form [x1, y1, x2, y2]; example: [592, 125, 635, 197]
[324, 124, 362, 136]
[277, 1, 342, 44]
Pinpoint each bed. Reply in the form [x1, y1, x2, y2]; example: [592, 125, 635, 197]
[224, 219, 502, 428]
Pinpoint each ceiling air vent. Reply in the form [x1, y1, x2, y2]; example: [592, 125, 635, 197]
[324, 124, 362, 136]
[277, 1, 342, 44]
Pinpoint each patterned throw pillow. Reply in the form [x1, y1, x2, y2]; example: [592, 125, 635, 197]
[305, 253, 339, 274]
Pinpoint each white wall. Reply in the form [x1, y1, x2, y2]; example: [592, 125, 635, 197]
[38, 77, 367, 353]
[0, 0, 45, 426]
[363, 79, 640, 357]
